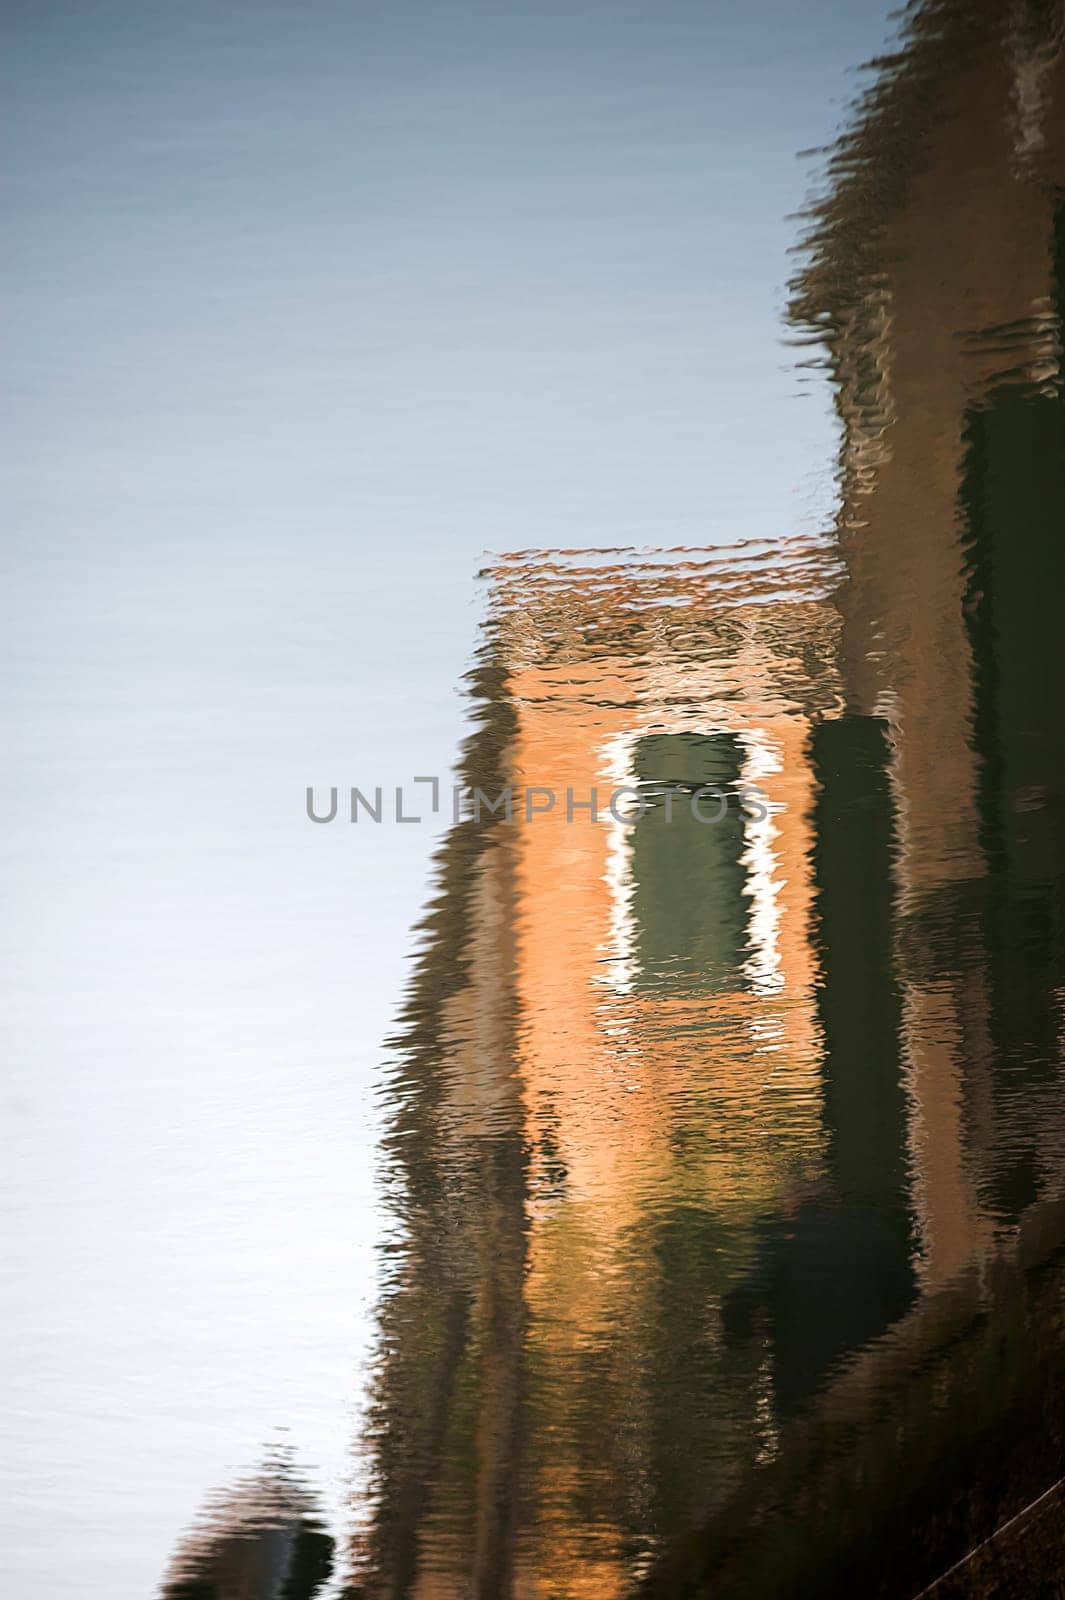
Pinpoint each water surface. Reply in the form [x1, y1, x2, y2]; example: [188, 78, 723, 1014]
[5, 1, 1065, 1596]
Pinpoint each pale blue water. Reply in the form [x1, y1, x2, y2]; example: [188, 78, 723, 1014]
[11, 3, 1015, 1596]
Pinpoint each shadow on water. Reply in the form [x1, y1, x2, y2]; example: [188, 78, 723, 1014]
[159, 1464, 334, 1600]
[165, 0, 1065, 1594]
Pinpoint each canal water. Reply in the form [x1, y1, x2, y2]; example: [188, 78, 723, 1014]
[4, 1, 1065, 1596]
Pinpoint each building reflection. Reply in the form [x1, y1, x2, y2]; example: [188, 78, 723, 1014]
[792, 0, 1065, 1299]
[349, 2, 1065, 1595]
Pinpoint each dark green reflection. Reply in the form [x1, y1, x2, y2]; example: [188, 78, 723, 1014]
[631, 733, 748, 991]
[723, 718, 917, 1417]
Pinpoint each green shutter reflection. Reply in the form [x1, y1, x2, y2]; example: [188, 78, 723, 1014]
[630, 732, 749, 993]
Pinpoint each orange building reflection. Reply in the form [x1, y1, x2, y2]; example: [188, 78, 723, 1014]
[350, 3, 1065, 1595]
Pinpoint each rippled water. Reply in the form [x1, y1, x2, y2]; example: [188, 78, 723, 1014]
[348, 8, 1065, 1596]
[8, 0, 1065, 1596]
